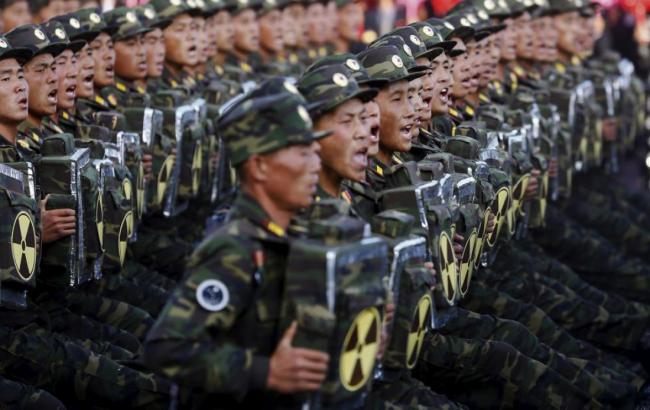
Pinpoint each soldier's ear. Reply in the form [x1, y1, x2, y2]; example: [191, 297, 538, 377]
[243, 154, 270, 183]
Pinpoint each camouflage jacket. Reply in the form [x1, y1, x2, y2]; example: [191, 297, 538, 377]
[144, 192, 289, 407]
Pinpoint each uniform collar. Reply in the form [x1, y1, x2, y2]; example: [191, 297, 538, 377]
[230, 191, 288, 240]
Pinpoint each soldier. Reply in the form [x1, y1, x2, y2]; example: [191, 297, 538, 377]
[256, 0, 291, 77]
[144, 82, 330, 408]
[281, 0, 306, 75]
[223, 0, 262, 80]
[0, 0, 32, 33]
[30, 0, 66, 24]
[303, 0, 328, 64]
[332, 0, 365, 54]
[137, 4, 167, 89]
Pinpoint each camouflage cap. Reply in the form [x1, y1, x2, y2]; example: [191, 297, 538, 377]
[425, 19, 471, 54]
[150, 0, 202, 23]
[369, 35, 428, 73]
[305, 54, 388, 89]
[442, 13, 476, 40]
[259, 0, 282, 15]
[547, 0, 582, 13]
[358, 45, 425, 85]
[408, 21, 456, 53]
[461, 7, 505, 41]
[473, 0, 512, 18]
[502, 0, 527, 15]
[5, 24, 67, 59]
[227, 0, 264, 15]
[41, 21, 86, 53]
[137, 4, 170, 30]
[388, 26, 442, 60]
[105, 7, 152, 41]
[298, 64, 377, 118]
[0, 34, 32, 63]
[335, 0, 357, 7]
[579, 0, 598, 17]
[51, 12, 100, 44]
[219, 89, 329, 165]
[202, 0, 236, 14]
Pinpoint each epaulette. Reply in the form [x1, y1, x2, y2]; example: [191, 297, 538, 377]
[240, 62, 252, 73]
[554, 62, 566, 73]
[478, 92, 490, 103]
[115, 82, 128, 92]
[264, 219, 285, 237]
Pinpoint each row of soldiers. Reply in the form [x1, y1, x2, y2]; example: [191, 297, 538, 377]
[0, 0, 649, 408]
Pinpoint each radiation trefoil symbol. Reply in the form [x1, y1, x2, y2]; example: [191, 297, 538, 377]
[11, 211, 36, 281]
[459, 228, 478, 297]
[96, 193, 104, 251]
[157, 155, 175, 205]
[474, 209, 491, 268]
[438, 231, 458, 305]
[340, 307, 380, 392]
[508, 174, 530, 235]
[136, 162, 145, 219]
[406, 294, 432, 369]
[117, 212, 132, 266]
[122, 178, 134, 239]
[486, 187, 510, 247]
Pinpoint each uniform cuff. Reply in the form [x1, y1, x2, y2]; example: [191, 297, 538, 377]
[250, 355, 270, 390]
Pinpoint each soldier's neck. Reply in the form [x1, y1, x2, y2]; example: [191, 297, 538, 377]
[557, 49, 572, 63]
[27, 113, 44, 129]
[49, 113, 59, 124]
[318, 167, 343, 199]
[242, 185, 294, 230]
[134, 78, 147, 91]
[164, 61, 185, 79]
[376, 148, 392, 166]
[229, 48, 250, 63]
[466, 93, 479, 106]
[212, 53, 226, 67]
[257, 47, 274, 63]
[0, 123, 18, 144]
[333, 37, 350, 54]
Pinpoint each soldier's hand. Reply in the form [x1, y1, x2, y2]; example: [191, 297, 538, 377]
[142, 154, 153, 181]
[603, 117, 617, 142]
[548, 157, 559, 178]
[267, 321, 330, 394]
[424, 262, 437, 292]
[41, 196, 76, 243]
[485, 211, 496, 236]
[378, 302, 395, 360]
[524, 169, 540, 201]
[453, 233, 464, 260]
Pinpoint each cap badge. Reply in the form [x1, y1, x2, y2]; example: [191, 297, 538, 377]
[0, 39, 7, 48]
[484, 0, 496, 9]
[391, 54, 404, 68]
[468, 14, 478, 24]
[34, 29, 46, 40]
[126, 11, 137, 23]
[170, 0, 182, 5]
[144, 8, 156, 19]
[410, 34, 421, 46]
[90, 13, 101, 23]
[444, 21, 455, 30]
[70, 18, 81, 29]
[283, 80, 299, 94]
[460, 17, 470, 26]
[297, 105, 312, 125]
[422, 26, 434, 37]
[55, 28, 66, 40]
[403, 44, 412, 57]
[478, 10, 489, 19]
[345, 58, 360, 71]
[332, 72, 349, 87]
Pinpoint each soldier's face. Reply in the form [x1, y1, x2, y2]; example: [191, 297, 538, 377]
[164, 13, 198, 67]
[1, 1, 31, 33]
[430, 52, 452, 115]
[114, 35, 147, 81]
[375, 80, 416, 153]
[578, 15, 597, 53]
[194, 16, 210, 64]
[498, 19, 516, 61]
[63, 0, 80, 12]
[479, 37, 495, 86]
[214, 11, 234, 53]
[450, 38, 470, 99]
[363, 98, 380, 156]
[24, 53, 58, 117]
[282, 4, 304, 48]
[144, 28, 165, 78]
[542, 16, 558, 61]
[259, 10, 284, 54]
[466, 39, 481, 94]
[90, 32, 115, 87]
[416, 57, 434, 124]
[326, 1, 337, 41]
[409, 77, 428, 138]
[55, 49, 78, 110]
[338, 3, 363, 43]
[555, 11, 580, 55]
[205, 13, 220, 57]
[34, 0, 66, 23]
[75, 43, 94, 98]
[315, 98, 370, 182]
[514, 12, 534, 59]
[305, 3, 326, 45]
[255, 141, 322, 210]
[0, 58, 28, 124]
[233, 9, 260, 53]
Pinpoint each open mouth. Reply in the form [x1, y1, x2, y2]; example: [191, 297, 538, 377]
[400, 123, 414, 141]
[47, 88, 58, 104]
[17, 96, 27, 109]
[65, 83, 76, 100]
[461, 77, 472, 89]
[370, 123, 379, 142]
[440, 88, 449, 105]
[83, 72, 94, 87]
[105, 64, 114, 79]
[352, 146, 369, 169]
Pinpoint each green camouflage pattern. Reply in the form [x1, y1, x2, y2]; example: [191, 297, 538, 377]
[358, 45, 422, 84]
[105, 7, 151, 41]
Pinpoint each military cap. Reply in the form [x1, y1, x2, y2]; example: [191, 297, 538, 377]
[335, 0, 357, 7]
[370, 35, 428, 74]
[408, 22, 456, 53]
[305, 54, 388, 89]
[389, 26, 443, 60]
[104, 7, 152, 41]
[218, 80, 330, 166]
[41, 21, 86, 54]
[150, 0, 202, 23]
[136, 4, 169, 30]
[51, 13, 99, 43]
[5, 24, 67, 59]
[226, 0, 264, 15]
[259, 0, 282, 15]
[298, 64, 377, 117]
[473, 0, 512, 18]
[461, 7, 505, 40]
[443, 13, 476, 40]
[502, 0, 527, 15]
[27, 0, 48, 14]
[426, 17, 472, 44]
[73, 8, 118, 36]
[0, 35, 32, 63]
[358, 45, 425, 85]
[202, 0, 236, 15]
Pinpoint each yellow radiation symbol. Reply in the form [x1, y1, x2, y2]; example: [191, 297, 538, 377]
[122, 178, 134, 239]
[578, 135, 588, 162]
[459, 228, 477, 297]
[157, 155, 175, 205]
[406, 294, 432, 369]
[117, 213, 131, 266]
[340, 307, 380, 392]
[486, 187, 510, 247]
[508, 174, 530, 235]
[438, 231, 458, 305]
[11, 211, 36, 281]
[474, 210, 490, 268]
[136, 162, 145, 219]
[539, 172, 549, 222]
[96, 193, 104, 251]
[191, 142, 203, 195]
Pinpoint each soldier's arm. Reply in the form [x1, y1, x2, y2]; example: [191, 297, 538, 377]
[143, 237, 268, 398]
